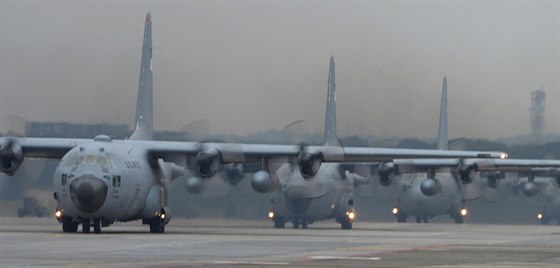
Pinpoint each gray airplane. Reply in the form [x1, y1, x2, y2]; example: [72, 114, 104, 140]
[251, 56, 367, 229]
[500, 168, 560, 224]
[0, 13, 509, 234]
[534, 176, 560, 224]
[376, 77, 471, 223]
[377, 78, 560, 223]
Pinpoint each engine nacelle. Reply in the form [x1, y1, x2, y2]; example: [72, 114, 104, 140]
[185, 176, 204, 194]
[486, 171, 504, 189]
[458, 162, 476, 184]
[251, 170, 276, 193]
[195, 148, 221, 178]
[220, 164, 244, 186]
[377, 162, 397, 186]
[297, 148, 323, 179]
[0, 139, 23, 176]
[420, 178, 441, 196]
[522, 182, 538, 197]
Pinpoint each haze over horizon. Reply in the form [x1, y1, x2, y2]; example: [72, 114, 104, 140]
[1, 1, 558, 140]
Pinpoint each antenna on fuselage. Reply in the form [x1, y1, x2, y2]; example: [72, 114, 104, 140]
[130, 12, 153, 141]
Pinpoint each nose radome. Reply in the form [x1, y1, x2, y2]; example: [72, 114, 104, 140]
[69, 174, 108, 213]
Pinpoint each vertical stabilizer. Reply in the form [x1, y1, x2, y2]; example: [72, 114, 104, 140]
[130, 13, 153, 141]
[323, 56, 341, 146]
[437, 76, 448, 150]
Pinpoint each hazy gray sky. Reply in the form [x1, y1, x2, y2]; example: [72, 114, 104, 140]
[1, 1, 558, 139]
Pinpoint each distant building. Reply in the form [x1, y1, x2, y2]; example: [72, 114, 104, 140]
[530, 88, 545, 140]
[25, 122, 130, 139]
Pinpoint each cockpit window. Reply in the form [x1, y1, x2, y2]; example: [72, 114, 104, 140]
[59, 150, 78, 168]
[62, 153, 124, 172]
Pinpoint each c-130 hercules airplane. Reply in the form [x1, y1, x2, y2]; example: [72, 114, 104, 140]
[375, 78, 560, 224]
[0, 13, 507, 233]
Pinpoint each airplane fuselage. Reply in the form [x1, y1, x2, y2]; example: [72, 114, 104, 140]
[270, 163, 354, 227]
[53, 138, 171, 225]
[542, 195, 560, 222]
[395, 173, 464, 222]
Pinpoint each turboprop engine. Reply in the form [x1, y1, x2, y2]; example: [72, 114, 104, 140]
[486, 171, 504, 189]
[377, 162, 397, 186]
[297, 148, 323, 179]
[0, 139, 23, 175]
[458, 162, 476, 184]
[195, 148, 221, 178]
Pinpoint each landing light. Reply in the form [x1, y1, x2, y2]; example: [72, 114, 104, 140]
[268, 211, 275, 219]
[55, 210, 63, 219]
[346, 210, 356, 220]
[537, 213, 543, 219]
[160, 213, 166, 220]
[500, 153, 508, 159]
[460, 208, 468, 217]
[392, 208, 399, 215]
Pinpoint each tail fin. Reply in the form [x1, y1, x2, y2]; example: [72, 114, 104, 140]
[437, 76, 448, 150]
[130, 12, 153, 141]
[323, 56, 341, 146]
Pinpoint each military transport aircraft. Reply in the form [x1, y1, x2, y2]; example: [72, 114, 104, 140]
[0, 13, 508, 233]
[249, 56, 369, 229]
[376, 78, 560, 223]
[486, 167, 559, 224]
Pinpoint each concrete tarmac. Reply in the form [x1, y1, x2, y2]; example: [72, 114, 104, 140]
[1, 217, 559, 268]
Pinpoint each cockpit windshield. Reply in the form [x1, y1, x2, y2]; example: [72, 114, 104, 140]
[61, 152, 123, 172]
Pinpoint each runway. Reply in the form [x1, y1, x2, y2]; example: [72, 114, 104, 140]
[1, 217, 559, 267]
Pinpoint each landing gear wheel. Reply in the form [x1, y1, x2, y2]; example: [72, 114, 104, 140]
[292, 218, 300, 229]
[397, 212, 408, 223]
[62, 217, 78, 233]
[454, 215, 464, 224]
[541, 216, 549, 225]
[93, 219, 101, 234]
[415, 216, 421, 223]
[339, 218, 352, 230]
[301, 220, 308, 229]
[422, 215, 429, 223]
[273, 216, 285, 228]
[149, 218, 165, 233]
[82, 220, 91, 234]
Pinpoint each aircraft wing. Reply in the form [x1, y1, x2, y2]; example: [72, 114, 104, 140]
[378, 158, 560, 174]
[1, 137, 507, 178]
[0, 137, 90, 159]
[468, 159, 560, 172]
[142, 143, 506, 163]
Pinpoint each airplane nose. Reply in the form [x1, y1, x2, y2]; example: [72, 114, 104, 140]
[284, 186, 311, 214]
[69, 174, 108, 213]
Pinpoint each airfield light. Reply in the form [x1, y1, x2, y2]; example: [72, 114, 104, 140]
[537, 213, 543, 219]
[460, 208, 468, 217]
[392, 208, 399, 215]
[268, 211, 275, 219]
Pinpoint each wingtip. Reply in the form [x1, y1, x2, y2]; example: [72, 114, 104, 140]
[330, 55, 335, 63]
[146, 12, 152, 22]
